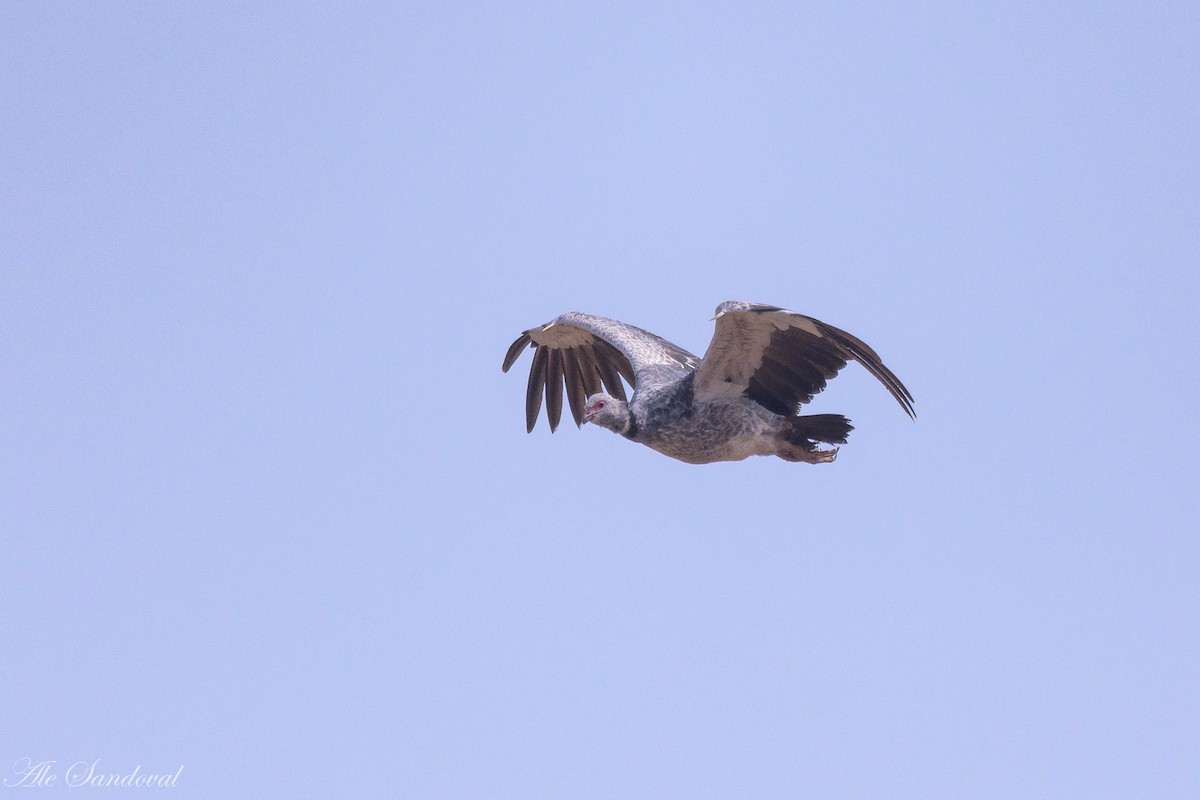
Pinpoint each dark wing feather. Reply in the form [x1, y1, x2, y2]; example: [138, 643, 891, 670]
[592, 340, 629, 402]
[560, 346, 589, 428]
[524, 346, 547, 433]
[502, 333, 532, 373]
[811, 319, 915, 418]
[502, 311, 699, 433]
[693, 301, 915, 418]
[544, 349, 564, 432]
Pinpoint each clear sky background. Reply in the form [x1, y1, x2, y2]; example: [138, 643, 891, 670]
[3, 3, 1198, 798]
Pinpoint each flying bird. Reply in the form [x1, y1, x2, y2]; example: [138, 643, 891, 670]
[502, 301, 914, 465]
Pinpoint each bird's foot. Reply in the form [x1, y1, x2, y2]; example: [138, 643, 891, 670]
[778, 444, 838, 464]
[811, 447, 838, 463]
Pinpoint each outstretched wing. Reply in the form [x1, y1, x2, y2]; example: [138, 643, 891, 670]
[502, 311, 699, 432]
[692, 301, 915, 418]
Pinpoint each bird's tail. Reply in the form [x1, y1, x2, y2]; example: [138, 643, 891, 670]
[777, 414, 853, 464]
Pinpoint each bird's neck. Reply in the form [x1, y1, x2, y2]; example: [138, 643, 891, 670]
[622, 407, 639, 440]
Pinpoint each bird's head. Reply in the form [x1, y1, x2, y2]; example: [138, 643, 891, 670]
[583, 393, 631, 435]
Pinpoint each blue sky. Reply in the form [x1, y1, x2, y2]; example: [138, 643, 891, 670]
[3, 3, 1198, 798]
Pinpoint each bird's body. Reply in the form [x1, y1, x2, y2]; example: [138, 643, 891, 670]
[502, 301, 914, 465]
[597, 375, 777, 464]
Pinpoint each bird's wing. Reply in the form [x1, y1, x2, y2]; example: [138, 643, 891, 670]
[692, 301, 915, 418]
[502, 311, 699, 432]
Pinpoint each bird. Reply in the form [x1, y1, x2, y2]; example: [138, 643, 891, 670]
[502, 301, 914, 465]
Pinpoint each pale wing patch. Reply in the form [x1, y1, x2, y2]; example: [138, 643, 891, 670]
[530, 321, 597, 348]
[765, 310, 820, 336]
[694, 310, 823, 399]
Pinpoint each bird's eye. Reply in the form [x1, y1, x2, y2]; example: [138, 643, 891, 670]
[595, 401, 605, 409]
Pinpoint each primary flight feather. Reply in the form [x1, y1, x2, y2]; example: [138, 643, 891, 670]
[502, 301, 914, 465]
